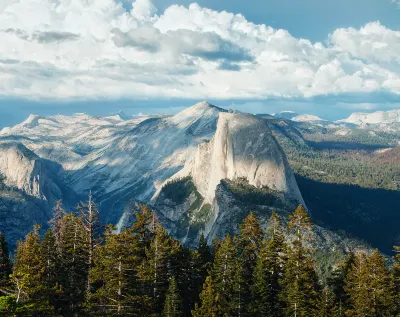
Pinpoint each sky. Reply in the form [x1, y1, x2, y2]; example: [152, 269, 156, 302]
[0, 0, 400, 127]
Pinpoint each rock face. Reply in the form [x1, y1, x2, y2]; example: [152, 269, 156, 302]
[169, 112, 302, 204]
[0, 101, 304, 247]
[0, 102, 225, 224]
[151, 111, 304, 245]
[0, 143, 60, 200]
[0, 143, 72, 248]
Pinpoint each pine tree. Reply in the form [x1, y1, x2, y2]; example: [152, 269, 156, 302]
[40, 229, 61, 312]
[393, 245, 400, 315]
[198, 233, 212, 278]
[57, 213, 89, 314]
[89, 225, 151, 316]
[282, 205, 320, 317]
[140, 224, 179, 314]
[12, 225, 54, 315]
[210, 235, 237, 316]
[343, 250, 393, 316]
[0, 232, 12, 294]
[163, 276, 182, 317]
[327, 252, 355, 317]
[77, 191, 100, 294]
[318, 287, 337, 317]
[252, 212, 286, 317]
[344, 251, 371, 317]
[179, 243, 210, 316]
[236, 212, 263, 316]
[367, 250, 393, 316]
[192, 276, 226, 317]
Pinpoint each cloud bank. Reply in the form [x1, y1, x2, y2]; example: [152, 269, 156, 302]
[0, 0, 399, 100]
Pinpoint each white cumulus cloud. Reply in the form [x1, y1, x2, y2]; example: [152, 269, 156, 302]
[0, 0, 399, 100]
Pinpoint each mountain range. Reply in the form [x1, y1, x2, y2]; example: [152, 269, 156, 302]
[1, 102, 400, 256]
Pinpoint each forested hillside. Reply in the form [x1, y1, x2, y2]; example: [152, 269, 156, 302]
[0, 203, 398, 316]
[263, 117, 400, 253]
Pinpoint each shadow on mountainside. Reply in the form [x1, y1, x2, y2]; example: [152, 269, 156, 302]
[296, 175, 400, 254]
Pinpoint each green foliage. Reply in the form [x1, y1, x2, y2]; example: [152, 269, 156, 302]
[224, 178, 286, 207]
[0, 295, 20, 315]
[5, 203, 400, 317]
[0, 173, 5, 190]
[344, 250, 394, 317]
[282, 205, 320, 317]
[251, 212, 286, 317]
[162, 177, 197, 205]
[0, 232, 11, 290]
[164, 276, 182, 317]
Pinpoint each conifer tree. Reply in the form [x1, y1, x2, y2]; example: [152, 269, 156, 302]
[179, 245, 209, 316]
[327, 252, 355, 316]
[12, 225, 54, 315]
[210, 235, 237, 315]
[57, 213, 89, 314]
[236, 212, 263, 316]
[252, 212, 286, 317]
[393, 245, 400, 315]
[367, 250, 393, 316]
[77, 191, 100, 294]
[163, 276, 182, 317]
[345, 250, 394, 317]
[344, 251, 371, 317]
[198, 233, 212, 278]
[0, 232, 12, 294]
[318, 287, 337, 317]
[343, 251, 393, 316]
[89, 225, 151, 316]
[141, 224, 179, 314]
[192, 276, 226, 317]
[40, 229, 61, 311]
[282, 205, 320, 317]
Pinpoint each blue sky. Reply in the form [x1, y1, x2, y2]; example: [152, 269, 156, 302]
[0, 0, 400, 128]
[151, 0, 400, 42]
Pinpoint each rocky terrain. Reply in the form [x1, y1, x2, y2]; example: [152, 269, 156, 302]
[1, 102, 400, 254]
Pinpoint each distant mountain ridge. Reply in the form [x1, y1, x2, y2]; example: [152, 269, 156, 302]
[1, 102, 400, 254]
[0, 101, 306, 248]
[337, 109, 400, 125]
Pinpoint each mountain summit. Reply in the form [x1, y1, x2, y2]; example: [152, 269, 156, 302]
[0, 101, 304, 246]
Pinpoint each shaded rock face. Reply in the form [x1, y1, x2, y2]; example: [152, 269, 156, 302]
[0, 143, 77, 248]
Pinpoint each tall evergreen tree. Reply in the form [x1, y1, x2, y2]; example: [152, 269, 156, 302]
[198, 233, 212, 279]
[282, 205, 320, 317]
[39, 229, 61, 312]
[77, 191, 100, 294]
[57, 213, 89, 314]
[210, 235, 237, 316]
[163, 276, 182, 317]
[368, 250, 393, 316]
[343, 251, 393, 316]
[344, 251, 371, 317]
[192, 276, 226, 317]
[89, 225, 151, 316]
[318, 287, 337, 317]
[227, 212, 263, 317]
[236, 212, 263, 316]
[327, 252, 355, 317]
[393, 245, 400, 315]
[0, 232, 12, 294]
[140, 224, 180, 314]
[12, 225, 55, 315]
[252, 212, 286, 317]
